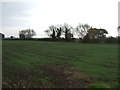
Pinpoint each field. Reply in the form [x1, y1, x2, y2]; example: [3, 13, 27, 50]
[2, 40, 118, 88]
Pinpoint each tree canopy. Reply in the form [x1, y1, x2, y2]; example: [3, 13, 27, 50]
[19, 29, 36, 39]
[76, 23, 90, 39]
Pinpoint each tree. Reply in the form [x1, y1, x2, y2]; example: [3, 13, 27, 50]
[56, 25, 64, 39]
[106, 36, 117, 43]
[98, 29, 108, 38]
[0, 33, 5, 40]
[76, 23, 90, 39]
[19, 34, 25, 39]
[45, 25, 57, 40]
[19, 28, 36, 39]
[87, 28, 108, 39]
[82, 33, 91, 43]
[63, 23, 73, 41]
[83, 27, 108, 43]
[10, 36, 14, 39]
[87, 28, 100, 39]
[67, 32, 73, 39]
[45, 25, 64, 40]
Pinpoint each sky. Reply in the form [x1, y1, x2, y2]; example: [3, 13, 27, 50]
[0, 0, 119, 38]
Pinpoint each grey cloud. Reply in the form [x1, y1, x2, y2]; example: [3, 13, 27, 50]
[2, 2, 35, 27]
[2, 2, 34, 17]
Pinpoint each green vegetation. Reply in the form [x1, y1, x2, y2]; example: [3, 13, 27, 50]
[2, 40, 118, 88]
[87, 82, 120, 88]
[87, 83, 110, 88]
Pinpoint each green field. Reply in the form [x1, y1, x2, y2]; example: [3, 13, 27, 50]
[2, 40, 118, 88]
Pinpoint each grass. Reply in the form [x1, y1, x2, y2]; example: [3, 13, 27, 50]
[87, 83, 120, 88]
[2, 40, 118, 88]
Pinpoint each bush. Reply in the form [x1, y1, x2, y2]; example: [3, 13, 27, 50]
[106, 37, 117, 43]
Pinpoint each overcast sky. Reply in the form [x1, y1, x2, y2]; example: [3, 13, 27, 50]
[0, 0, 119, 38]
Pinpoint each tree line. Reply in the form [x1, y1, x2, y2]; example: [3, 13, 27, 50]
[2, 23, 120, 43]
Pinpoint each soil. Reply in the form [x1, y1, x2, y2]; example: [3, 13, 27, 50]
[40, 63, 94, 88]
[2, 63, 94, 88]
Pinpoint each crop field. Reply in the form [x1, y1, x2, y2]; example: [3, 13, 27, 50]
[2, 40, 119, 88]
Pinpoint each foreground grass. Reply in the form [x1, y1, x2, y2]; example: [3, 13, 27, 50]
[2, 40, 118, 88]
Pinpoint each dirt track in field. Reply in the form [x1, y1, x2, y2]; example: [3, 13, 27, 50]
[40, 63, 94, 88]
[2, 63, 94, 88]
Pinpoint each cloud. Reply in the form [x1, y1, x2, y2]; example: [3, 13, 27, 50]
[2, 2, 35, 27]
[1, 0, 119, 37]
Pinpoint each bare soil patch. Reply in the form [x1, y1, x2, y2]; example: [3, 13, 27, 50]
[41, 63, 94, 88]
[2, 63, 94, 88]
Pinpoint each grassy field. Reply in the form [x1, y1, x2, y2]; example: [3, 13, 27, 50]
[2, 40, 118, 88]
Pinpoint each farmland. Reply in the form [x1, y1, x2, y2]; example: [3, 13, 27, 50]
[2, 40, 118, 88]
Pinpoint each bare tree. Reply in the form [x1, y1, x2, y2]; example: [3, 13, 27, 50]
[19, 28, 36, 39]
[56, 24, 64, 39]
[45, 25, 57, 40]
[63, 23, 73, 41]
[76, 23, 90, 39]
[45, 25, 64, 40]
